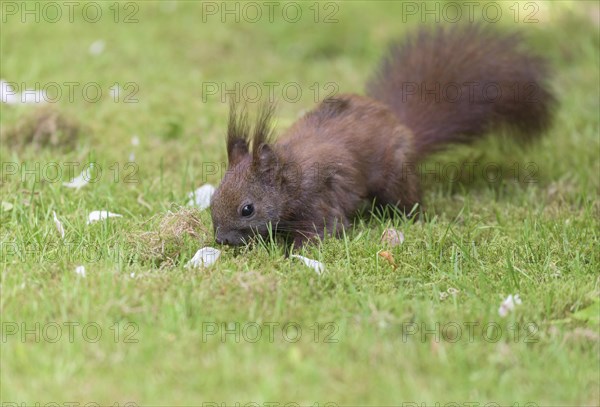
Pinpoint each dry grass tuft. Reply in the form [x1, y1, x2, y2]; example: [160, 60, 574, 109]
[130, 206, 210, 268]
[1, 106, 83, 151]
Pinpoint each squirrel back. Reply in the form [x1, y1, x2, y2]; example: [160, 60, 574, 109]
[211, 24, 556, 248]
[367, 24, 555, 157]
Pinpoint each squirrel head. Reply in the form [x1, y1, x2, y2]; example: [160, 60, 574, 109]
[210, 103, 284, 246]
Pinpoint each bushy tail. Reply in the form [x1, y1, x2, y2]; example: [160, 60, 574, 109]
[367, 24, 555, 158]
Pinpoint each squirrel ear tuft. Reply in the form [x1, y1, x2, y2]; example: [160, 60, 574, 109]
[226, 100, 250, 166]
[254, 143, 278, 173]
[227, 138, 249, 166]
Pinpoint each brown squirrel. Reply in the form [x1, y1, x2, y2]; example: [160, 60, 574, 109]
[210, 25, 554, 248]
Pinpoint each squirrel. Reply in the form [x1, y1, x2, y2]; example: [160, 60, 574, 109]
[210, 24, 555, 248]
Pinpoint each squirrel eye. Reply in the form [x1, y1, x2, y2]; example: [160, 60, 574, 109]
[241, 204, 254, 217]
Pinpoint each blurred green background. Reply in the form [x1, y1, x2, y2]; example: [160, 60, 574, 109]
[1, 1, 599, 405]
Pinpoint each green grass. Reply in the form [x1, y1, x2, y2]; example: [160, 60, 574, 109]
[1, 1, 599, 405]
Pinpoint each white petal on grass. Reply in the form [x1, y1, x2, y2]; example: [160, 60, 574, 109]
[63, 163, 94, 189]
[89, 40, 105, 55]
[20, 90, 46, 104]
[186, 247, 221, 268]
[1, 80, 18, 104]
[447, 287, 459, 295]
[53, 211, 65, 238]
[87, 210, 123, 225]
[1, 201, 13, 211]
[109, 84, 121, 100]
[1, 80, 46, 104]
[380, 228, 405, 247]
[75, 265, 86, 277]
[128, 135, 139, 161]
[187, 184, 216, 210]
[291, 255, 325, 275]
[498, 294, 522, 317]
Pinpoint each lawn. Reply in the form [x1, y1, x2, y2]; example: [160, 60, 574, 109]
[1, 1, 599, 405]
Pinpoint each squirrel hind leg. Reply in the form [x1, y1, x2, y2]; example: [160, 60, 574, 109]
[371, 134, 422, 217]
[373, 160, 422, 218]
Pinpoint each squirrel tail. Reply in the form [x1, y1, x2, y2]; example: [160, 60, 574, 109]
[367, 24, 555, 158]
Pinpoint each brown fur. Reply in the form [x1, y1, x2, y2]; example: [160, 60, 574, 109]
[210, 25, 554, 248]
[367, 24, 555, 155]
